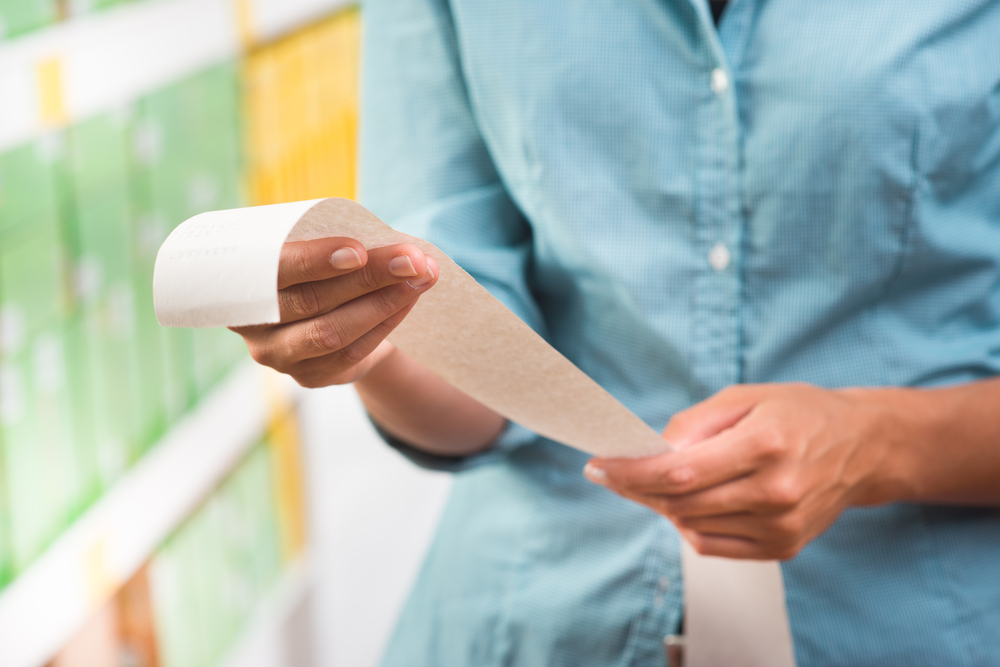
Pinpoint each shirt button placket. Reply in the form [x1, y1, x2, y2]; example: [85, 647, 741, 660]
[692, 61, 742, 401]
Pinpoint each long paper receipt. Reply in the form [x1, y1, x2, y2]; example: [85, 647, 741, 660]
[154, 198, 795, 667]
[154, 197, 664, 458]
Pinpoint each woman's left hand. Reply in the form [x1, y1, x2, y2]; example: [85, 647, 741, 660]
[584, 383, 905, 560]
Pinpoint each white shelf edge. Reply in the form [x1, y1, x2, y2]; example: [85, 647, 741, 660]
[216, 554, 313, 667]
[0, 0, 353, 154]
[0, 0, 238, 154]
[251, 0, 355, 43]
[0, 361, 297, 667]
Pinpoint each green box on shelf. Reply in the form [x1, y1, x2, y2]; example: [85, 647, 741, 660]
[0, 139, 59, 238]
[217, 452, 266, 649]
[0, 322, 85, 572]
[131, 62, 247, 408]
[148, 443, 288, 667]
[200, 501, 225, 660]
[0, 462, 9, 589]
[165, 505, 216, 667]
[129, 261, 168, 449]
[66, 111, 153, 471]
[0, 140, 68, 335]
[0, 0, 58, 40]
[0, 138, 90, 572]
[133, 61, 245, 230]
[247, 442, 283, 592]
[61, 311, 101, 510]
[127, 201, 170, 442]
[149, 534, 192, 667]
[191, 62, 248, 398]
[246, 442, 282, 594]
[0, 366, 9, 590]
[0, 226, 65, 347]
[212, 482, 247, 647]
[0, 246, 4, 589]
[191, 327, 247, 397]
[0, 350, 49, 572]
[30, 320, 88, 518]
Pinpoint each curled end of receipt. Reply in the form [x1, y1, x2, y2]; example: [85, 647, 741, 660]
[153, 198, 327, 328]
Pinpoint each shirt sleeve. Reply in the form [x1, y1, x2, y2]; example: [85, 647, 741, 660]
[369, 415, 539, 473]
[360, 0, 544, 471]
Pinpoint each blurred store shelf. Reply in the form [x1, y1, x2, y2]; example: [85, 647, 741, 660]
[217, 555, 314, 667]
[0, 362, 298, 667]
[0, 2, 355, 664]
[0, 0, 352, 153]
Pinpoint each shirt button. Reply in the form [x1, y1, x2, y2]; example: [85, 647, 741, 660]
[711, 68, 729, 95]
[708, 241, 731, 272]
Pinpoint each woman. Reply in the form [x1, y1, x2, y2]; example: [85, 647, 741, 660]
[234, 1, 1000, 664]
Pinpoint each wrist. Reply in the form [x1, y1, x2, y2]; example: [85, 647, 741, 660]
[354, 341, 401, 388]
[840, 386, 936, 506]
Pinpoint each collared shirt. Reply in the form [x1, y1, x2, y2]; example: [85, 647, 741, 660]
[709, 0, 728, 24]
[360, 1, 1000, 664]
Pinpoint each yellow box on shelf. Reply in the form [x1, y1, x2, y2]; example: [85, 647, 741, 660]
[36, 55, 68, 128]
[244, 7, 359, 206]
[267, 412, 307, 561]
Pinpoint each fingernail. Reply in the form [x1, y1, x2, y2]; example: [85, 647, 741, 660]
[389, 255, 418, 277]
[583, 463, 608, 486]
[406, 257, 438, 288]
[331, 247, 362, 270]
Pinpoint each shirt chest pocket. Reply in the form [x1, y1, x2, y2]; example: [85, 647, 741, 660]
[740, 15, 930, 305]
[914, 75, 1000, 204]
[743, 3, 1000, 305]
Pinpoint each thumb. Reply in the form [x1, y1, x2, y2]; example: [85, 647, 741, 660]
[663, 386, 759, 449]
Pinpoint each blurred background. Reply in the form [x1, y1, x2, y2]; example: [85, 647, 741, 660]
[0, 1, 450, 666]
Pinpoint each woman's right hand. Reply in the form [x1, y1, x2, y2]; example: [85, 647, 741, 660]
[230, 236, 439, 388]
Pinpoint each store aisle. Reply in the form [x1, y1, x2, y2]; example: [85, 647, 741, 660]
[298, 384, 452, 667]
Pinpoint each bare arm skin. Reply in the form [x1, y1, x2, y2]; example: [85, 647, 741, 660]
[354, 345, 506, 456]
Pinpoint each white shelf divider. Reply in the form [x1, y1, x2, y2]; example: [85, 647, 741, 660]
[0, 362, 297, 667]
[250, 0, 354, 44]
[0, 0, 238, 154]
[0, 0, 352, 154]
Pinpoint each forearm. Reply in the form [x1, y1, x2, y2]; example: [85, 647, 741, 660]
[355, 345, 506, 457]
[851, 377, 1000, 506]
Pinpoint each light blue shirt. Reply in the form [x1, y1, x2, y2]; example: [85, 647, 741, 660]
[360, 1, 1000, 664]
